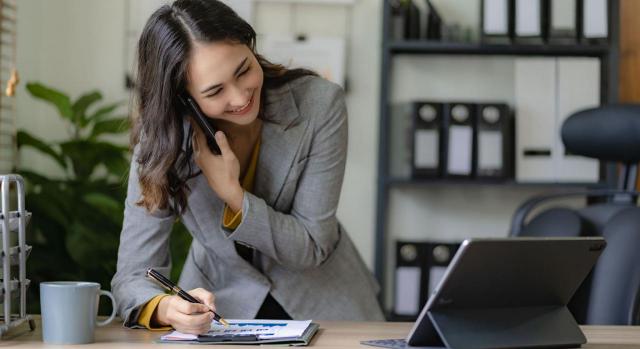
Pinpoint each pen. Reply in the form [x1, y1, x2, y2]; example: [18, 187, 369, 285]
[146, 268, 229, 326]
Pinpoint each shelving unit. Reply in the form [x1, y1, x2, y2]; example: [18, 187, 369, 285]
[375, 0, 620, 312]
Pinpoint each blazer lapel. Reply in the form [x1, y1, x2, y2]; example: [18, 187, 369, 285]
[254, 83, 308, 207]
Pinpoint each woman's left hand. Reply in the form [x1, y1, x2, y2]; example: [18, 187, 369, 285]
[191, 122, 244, 212]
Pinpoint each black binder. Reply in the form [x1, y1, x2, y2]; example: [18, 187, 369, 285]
[481, 0, 514, 44]
[475, 103, 514, 180]
[443, 102, 476, 179]
[411, 102, 444, 179]
[392, 241, 461, 321]
[548, 0, 580, 44]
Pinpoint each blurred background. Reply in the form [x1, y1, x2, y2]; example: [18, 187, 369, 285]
[3, 0, 639, 321]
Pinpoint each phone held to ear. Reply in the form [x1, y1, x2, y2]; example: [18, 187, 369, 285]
[179, 94, 221, 155]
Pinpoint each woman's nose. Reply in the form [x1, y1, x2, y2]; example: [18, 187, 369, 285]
[227, 85, 250, 108]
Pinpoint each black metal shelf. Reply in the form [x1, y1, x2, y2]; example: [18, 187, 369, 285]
[374, 0, 621, 314]
[387, 40, 610, 57]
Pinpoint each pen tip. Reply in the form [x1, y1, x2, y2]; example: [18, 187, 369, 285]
[220, 318, 229, 327]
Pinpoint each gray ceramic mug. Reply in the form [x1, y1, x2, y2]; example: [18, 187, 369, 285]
[40, 281, 116, 344]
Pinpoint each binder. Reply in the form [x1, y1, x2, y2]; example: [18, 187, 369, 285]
[556, 58, 600, 182]
[476, 103, 514, 180]
[548, 0, 580, 44]
[444, 103, 476, 178]
[481, 0, 513, 44]
[514, 0, 547, 43]
[393, 241, 461, 320]
[515, 58, 557, 182]
[403, 0, 421, 40]
[411, 102, 443, 179]
[423, 0, 442, 40]
[393, 242, 425, 318]
[582, 0, 608, 43]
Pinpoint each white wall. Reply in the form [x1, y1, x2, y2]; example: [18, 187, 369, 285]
[17, 0, 129, 176]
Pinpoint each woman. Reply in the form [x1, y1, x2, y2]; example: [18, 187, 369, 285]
[111, 0, 384, 335]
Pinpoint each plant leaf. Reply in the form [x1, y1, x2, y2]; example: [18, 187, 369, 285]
[83, 192, 123, 218]
[90, 117, 130, 138]
[60, 140, 129, 179]
[72, 91, 102, 127]
[26, 82, 73, 120]
[88, 102, 122, 123]
[16, 130, 67, 170]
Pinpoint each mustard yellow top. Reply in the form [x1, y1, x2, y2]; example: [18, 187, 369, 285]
[137, 138, 261, 330]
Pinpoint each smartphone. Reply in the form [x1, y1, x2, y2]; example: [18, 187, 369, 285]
[179, 94, 221, 155]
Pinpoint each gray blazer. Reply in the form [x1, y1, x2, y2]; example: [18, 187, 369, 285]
[111, 76, 385, 326]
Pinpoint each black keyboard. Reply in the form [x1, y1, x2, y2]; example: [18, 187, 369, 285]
[360, 339, 408, 348]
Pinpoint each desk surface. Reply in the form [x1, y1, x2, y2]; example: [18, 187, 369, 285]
[4, 317, 640, 348]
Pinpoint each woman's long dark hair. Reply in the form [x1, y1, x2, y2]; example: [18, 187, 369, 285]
[132, 0, 316, 213]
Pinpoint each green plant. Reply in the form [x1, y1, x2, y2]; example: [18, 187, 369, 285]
[17, 82, 191, 315]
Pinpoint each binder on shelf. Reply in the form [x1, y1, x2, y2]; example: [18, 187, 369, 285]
[514, 58, 556, 182]
[514, 0, 547, 44]
[556, 58, 600, 182]
[444, 103, 476, 178]
[481, 0, 513, 44]
[389, 0, 407, 41]
[581, 0, 608, 44]
[411, 102, 443, 179]
[548, 0, 580, 44]
[393, 241, 461, 320]
[403, 0, 421, 40]
[423, 0, 442, 40]
[476, 103, 514, 180]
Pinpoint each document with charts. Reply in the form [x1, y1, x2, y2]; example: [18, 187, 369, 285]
[159, 319, 319, 345]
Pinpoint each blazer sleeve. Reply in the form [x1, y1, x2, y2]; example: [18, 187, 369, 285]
[225, 84, 347, 271]
[111, 147, 176, 327]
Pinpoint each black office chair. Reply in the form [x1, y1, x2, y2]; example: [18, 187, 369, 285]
[510, 104, 640, 325]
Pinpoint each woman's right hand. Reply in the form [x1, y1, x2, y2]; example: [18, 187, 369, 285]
[153, 288, 217, 334]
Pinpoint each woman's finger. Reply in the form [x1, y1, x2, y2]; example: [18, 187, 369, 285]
[172, 312, 214, 334]
[174, 297, 210, 315]
[191, 118, 215, 157]
[188, 288, 217, 312]
[214, 131, 234, 160]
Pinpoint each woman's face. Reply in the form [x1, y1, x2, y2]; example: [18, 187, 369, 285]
[185, 41, 263, 126]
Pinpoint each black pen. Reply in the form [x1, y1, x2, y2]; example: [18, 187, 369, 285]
[146, 268, 229, 326]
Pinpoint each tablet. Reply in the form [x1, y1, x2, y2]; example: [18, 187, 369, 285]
[364, 237, 606, 349]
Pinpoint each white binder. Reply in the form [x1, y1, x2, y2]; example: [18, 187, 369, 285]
[446, 104, 474, 177]
[549, 0, 578, 40]
[556, 58, 600, 182]
[515, 58, 557, 182]
[515, 0, 542, 38]
[483, 0, 510, 36]
[583, 0, 608, 39]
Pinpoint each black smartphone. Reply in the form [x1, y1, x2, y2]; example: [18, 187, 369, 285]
[179, 94, 221, 155]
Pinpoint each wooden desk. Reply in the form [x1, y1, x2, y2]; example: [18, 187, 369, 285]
[3, 317, 640, 348]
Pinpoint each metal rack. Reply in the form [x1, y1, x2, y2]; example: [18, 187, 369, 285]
[375, 0, 621, 312]
[0, 174, 35, 337]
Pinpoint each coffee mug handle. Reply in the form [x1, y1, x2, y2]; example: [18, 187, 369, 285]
[97, 290, 117, 327]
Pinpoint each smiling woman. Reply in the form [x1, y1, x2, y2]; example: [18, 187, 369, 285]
[112, 0, 384, 335]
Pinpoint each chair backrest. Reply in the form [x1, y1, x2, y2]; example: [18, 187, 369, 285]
[511, 104, 640, 325]
[585, 207, 640, 325]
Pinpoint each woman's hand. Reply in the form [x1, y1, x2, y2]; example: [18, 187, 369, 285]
[153, 288, 217, 334]
[191, 123, 244, 212]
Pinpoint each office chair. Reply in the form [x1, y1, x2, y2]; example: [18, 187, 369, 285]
[510, 104, 640, 325]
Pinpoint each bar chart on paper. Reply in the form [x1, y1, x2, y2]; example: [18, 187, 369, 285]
[161, 319, 313, 342]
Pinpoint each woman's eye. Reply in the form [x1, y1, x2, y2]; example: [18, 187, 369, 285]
[206, 89, 221, 98]
[238, 66, 250, 77]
